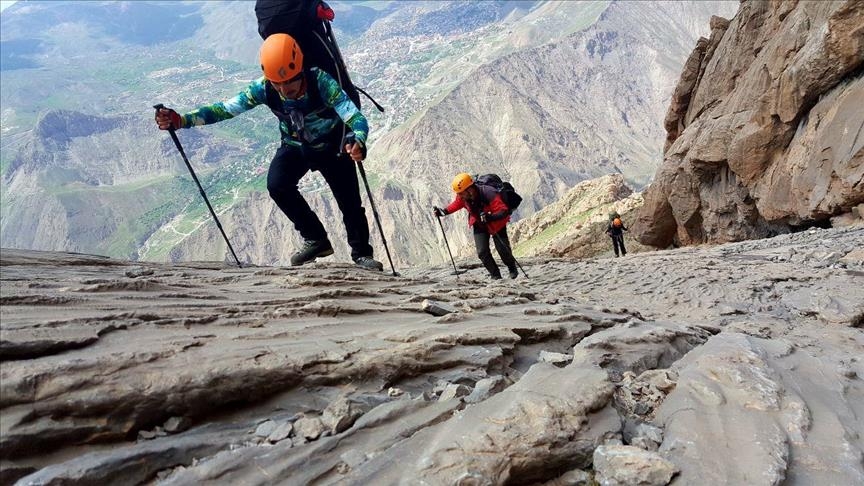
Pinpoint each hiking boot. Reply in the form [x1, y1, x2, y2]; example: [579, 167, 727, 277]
[354, 256, 383, 271]
[508, 267, 519, 279]
[290, 239, 334, 266]
[490, 273, 502, 280]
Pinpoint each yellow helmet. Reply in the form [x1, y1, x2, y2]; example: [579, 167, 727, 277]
[451, 173, 474, 193]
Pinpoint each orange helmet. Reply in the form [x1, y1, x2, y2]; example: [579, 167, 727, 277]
[451, 173, 474, 193]
[260, 33, 304, 82]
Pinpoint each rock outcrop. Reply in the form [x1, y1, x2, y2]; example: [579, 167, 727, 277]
[636, 1, 864, 248]
[510, 174, 648, 259]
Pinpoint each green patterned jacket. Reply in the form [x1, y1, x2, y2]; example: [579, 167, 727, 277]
[180, 68, 368, 150]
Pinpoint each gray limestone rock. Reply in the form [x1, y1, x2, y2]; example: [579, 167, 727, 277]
[2, 226, 862, 485]
[16, 424, 249, 486]
[623, 421, 664, 451]
[125, 267, 154, 278]
[253, 420, 277, 438]
[657, 332, 864, 485]
[345, 362, 621, 484]
[438, 383, 471, 402]
[163, 416, 191, 434]
[539, 350, 573, 366]
[422, 299, 458, 316]
[464, 376, 507, 404]
[542, 468, 594, 486]
[593, 444, 678, 486]
[293, 416, 325, 441]
[265, 421, 293, 443]
[321, 396, 369, 434]
[636, 369, 677, 393]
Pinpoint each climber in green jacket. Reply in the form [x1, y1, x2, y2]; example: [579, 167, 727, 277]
[155, 33, 382, 271]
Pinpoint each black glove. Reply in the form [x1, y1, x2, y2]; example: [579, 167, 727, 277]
[433, 206, 445, 218]
[479, 212, 488, 223]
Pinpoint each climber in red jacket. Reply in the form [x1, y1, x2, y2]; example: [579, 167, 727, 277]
[433, 173, 518, 280]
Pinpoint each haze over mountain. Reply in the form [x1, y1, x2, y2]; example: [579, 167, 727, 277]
[1, 0, 736, 267]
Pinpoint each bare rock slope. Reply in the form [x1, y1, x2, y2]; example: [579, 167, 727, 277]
[1, 225, 862, 485]
[510, 174, 649, 259]
[636, 0, 864, 248]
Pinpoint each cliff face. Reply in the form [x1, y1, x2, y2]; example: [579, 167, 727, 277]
[636, 0, 864, 248]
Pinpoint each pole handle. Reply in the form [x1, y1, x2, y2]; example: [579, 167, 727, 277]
[154, 103, 178, 135]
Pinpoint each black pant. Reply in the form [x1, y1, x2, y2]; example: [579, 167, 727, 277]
[266, 143, 373, 260]
[473, 225, 517, 277]
[611, 234, 626, 257]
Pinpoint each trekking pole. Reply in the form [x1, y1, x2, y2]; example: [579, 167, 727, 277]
[435, 213, 463, 278]
[153, 104, 242, 268]
[491, 230, 528, 279]
[351, 157, 398, 276]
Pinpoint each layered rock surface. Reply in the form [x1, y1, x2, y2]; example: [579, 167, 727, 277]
[1, 225, 862, 485]
[637, 0, 864, 248]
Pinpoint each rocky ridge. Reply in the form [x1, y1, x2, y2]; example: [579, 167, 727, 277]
[510, 174, 648, 259]
[1, 225, 862, 485]
[636, 0, 864, 248]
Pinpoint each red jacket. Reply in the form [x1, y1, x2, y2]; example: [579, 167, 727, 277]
[445, 186, 510, 235]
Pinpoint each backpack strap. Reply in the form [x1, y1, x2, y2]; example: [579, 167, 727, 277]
[264, 68, 324, 117]
[263, 68, 339, 144]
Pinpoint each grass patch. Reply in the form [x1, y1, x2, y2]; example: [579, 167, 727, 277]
[513, 206, 604, 256]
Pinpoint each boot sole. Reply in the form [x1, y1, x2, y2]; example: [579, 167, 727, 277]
[290, 248, 335, 266]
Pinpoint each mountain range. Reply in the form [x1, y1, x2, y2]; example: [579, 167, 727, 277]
[0, 0, 737, 266]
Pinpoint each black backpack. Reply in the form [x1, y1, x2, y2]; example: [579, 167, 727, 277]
[254, 0, 382, 112]
[475, 173, 523, 213]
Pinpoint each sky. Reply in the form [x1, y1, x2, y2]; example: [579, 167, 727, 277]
[1, 0, 17, 13]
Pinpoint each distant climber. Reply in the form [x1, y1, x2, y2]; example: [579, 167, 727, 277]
[606, 212, 628, 257]
[155, 33, 383, 271]
[433, 173, 518, 280]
